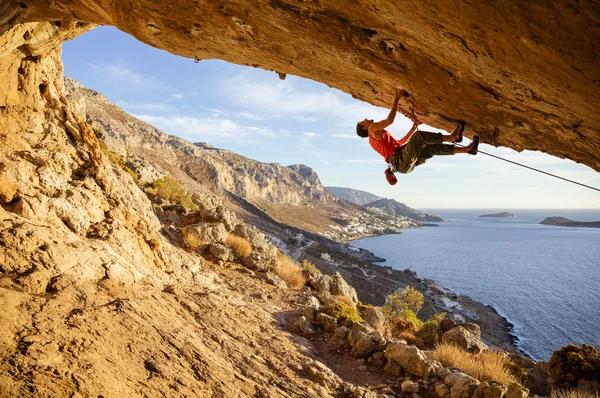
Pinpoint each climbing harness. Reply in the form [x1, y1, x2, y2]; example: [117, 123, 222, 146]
[455, 143, 600, 192]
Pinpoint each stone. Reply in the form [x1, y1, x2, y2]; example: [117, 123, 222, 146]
[364, 306, 390, 336]
[445, 373, 480, 398]
[242, 251, 278, 272]
[261, 272, 287, 289]
[305, 295, 321, 308]
[528, 361, 552, 396]
[232, 223, 269, 251]
[181, 223, 227, 250]
[316, 290, 337, 305]
[294, 316, 316, 335]
[333, 326, 348, 340]
[472, 381, 506, 398]
[301, 359, 342, 389]
[202, 205, 238, 232]
[303, 306, 318, 323]
[440, 319, 457, 333]
[350, 333, 376, 358]
[436, 383, 450, 397]
[347, 323, 374, 346]
[384, 359, 402, 376]
[328, 272, 358, 303]
[458, 323, 481, 336]
[401, 380, 420, 393]
[441, 326, 489, 354]
[208, 243, 235, 262]
[316, 312, 338, 332]
[504, 382, 528, 398]
[384, 341, 434, 378]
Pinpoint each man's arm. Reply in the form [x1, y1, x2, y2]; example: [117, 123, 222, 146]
[397, 122, 420, 146]
[368, 88, 404, 139]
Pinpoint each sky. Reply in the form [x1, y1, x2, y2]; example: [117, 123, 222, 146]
[61, 27, 600, 209]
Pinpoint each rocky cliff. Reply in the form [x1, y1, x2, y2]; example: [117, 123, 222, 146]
[2, 1, 599, 171]
[365, 198, 444, 223]
[326, 186, 383, 206]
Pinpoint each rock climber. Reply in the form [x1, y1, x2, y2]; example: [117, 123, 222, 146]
[356, 88, 479, 184]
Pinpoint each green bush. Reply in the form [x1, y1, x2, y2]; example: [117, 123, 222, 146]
[415, 318, 441, 347]
[320, 302, 363, 323]
[548, 344, 600, 390]
[301, 260, 320, 274]
[383, 286, 424, 316]
[148, 176, 198, 210]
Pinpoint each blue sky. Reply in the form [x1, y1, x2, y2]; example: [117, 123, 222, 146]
[61, 27, 600, 209]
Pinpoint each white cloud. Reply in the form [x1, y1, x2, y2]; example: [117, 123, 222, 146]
[239, 112, 266, 121]
[117, 100, 172, 112]
[330, 133, 360, 140]
[89, 61, 161, 88]
[170, 93, 184, 100]
[133, 114, 243, 140]
[304, 132, 319, 138]
[292, 115, 319, 122]
[248, 126, 276, 137]
[342, 159, 381, 164]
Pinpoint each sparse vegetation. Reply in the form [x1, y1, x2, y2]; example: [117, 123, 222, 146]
[182, 230, 204, 251]
[99, 141, 139, 183]
[383, 286, 424, 315]
[147, 175, 198, 210]
[550, 389, 600, 398]
[336, 295, 355, 306]
[320, 302, 363, 323]
[276, 254, 306, 289]
[398, 332, 425, 349]
[301, 259, 320, 274]
[433, 342, 518, 385]
[226, 234, 252, 257]
[356, 301, 373, 312]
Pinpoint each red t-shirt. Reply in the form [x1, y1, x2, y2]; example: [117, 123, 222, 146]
[369, 130, 401, 161]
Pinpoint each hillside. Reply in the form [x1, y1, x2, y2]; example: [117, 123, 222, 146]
[326, 186, 383, 206]
[365, 199, 444, 223]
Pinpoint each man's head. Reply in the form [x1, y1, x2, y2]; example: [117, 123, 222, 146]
[356, 118, 372, 138]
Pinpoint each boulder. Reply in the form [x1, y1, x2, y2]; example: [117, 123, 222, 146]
[328, 272, 358, 303]
[402, 380, 420, 393]
[441, 325, 489, 354]
[333, 326, 348, 340]
[528, 361, 552, 396]
[347, 323, 374, 346]
[384, 359, 403, 376]
[504, 383, 528, 398]
[261, 272, 287, 288]
[436, 383, 450, 397]
[316, 291, 337, 305]
[440, 319, 457, 333]
[242, 251, 278, 272]
[303, 306, 318, 323]
[384, 341, 434, 378]
[316, 312, 338, 332]
[208, 243, 235, 262]
[350, 333, 376, 358]
[181, 223, 227, 250]
[232, 223, 269, 251]
[202, 205, 238, 231]
[447, 373, 480, 398]
[363, 306, 390, 336]
[294, 316, 316, 335]
[301, 359, 343, 390]
[458, 323, 481, 336]
[472, 381, 506, 398]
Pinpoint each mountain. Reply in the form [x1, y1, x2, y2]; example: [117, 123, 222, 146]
[480, 212, 516, 218]
[540, 216, 600, 228]
[326, 187, 383, 206]
[365, 198, 444, 222]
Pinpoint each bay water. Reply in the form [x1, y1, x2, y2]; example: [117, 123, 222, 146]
[353, 209, 600, 361]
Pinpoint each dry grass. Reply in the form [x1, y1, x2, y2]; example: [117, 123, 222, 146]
[276, 254, 307, 289]
[398, 332, 425, 349]
[551, 390, 600, 398]
[182, 231, 204, 251]
[336, 295, 355, 306]
[432, 342, 518, 385]
[225, 234, 252, 257]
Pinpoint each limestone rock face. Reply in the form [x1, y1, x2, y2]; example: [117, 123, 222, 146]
[442, 325, 489, 354]
[3, 1, 600, 170]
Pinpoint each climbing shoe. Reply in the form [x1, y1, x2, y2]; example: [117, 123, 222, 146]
[468, 136, 479, 155]
[454, 121, 465, 143]
[385, 168, 397, 185]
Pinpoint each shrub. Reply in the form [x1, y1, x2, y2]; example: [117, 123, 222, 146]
[548, 344, 600, 390]
[100, 142, 139, 183]
[148, 176, 198, 210]
[357, 301, 373, 312]
[336, 295, 355, 306]
[395, 309, 423, 332]
[301, 259, 320, 274]
[276, 254, 306, 289]
[383, 286, 424, 316]
[433, 342, 518, 385]
[226, 234, 252, 257]
[320, 302, 362, 323]
[416, 319, 442, 347]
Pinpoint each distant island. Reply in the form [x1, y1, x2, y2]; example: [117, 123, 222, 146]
[479, 212, 516, 218]
[540, 216, 600, 228]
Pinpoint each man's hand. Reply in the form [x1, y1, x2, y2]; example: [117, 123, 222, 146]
[394, 88, 406, 104]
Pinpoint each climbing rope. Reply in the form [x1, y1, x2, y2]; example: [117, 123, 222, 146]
[456, 142, 600, 192]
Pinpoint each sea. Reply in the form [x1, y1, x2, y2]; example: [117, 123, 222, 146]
[353, 209, 600, 361]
